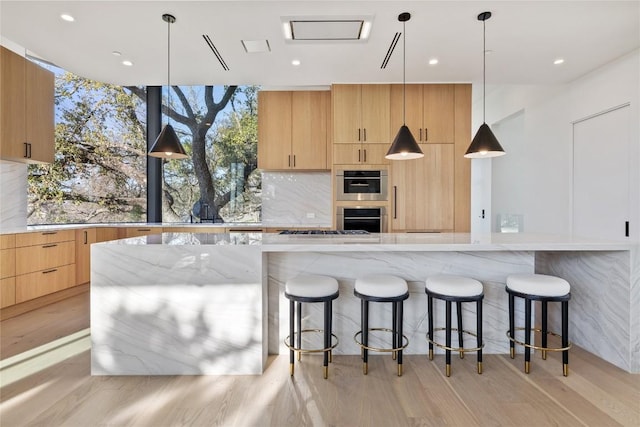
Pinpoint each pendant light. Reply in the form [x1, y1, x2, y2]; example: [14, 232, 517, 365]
[149, 13, 188, 159]
[386, 12, 424, 160]
[464, 11, 505, 158]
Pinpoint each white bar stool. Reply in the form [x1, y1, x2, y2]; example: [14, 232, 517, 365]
[284, 274, 339, 379]
[506, 273, 572, 376]
[425, 275, 484, 377]
[354, 274, 409, 376]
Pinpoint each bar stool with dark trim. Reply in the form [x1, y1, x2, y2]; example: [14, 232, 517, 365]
[506, 273, 572, 376]
[285, 274, 339, 379]
[354, 274, 409, 376]
[425, 275, 484, 377]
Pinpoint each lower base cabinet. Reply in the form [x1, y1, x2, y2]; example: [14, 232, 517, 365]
[15, 264, 76, 303]
[0, 277, 16, 308]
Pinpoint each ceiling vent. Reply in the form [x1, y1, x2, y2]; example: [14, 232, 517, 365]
[282, 16, 373, 42]
[202, 35, 230, 71]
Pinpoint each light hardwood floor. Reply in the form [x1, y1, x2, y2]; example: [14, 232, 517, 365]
[0, 295, 638, 426]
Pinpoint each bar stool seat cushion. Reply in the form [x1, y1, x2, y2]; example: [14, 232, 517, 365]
[506, 274, 570, 297]
[355, 274, 408, 298]
[285, 274, 339, 298]
[425, 275, 483, 297]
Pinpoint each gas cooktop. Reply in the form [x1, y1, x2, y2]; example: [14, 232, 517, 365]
[278, 230, 370, 235]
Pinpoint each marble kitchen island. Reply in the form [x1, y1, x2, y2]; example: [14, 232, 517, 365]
[91, 232, 639, 375]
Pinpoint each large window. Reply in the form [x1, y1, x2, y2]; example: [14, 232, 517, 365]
[27, 65, 260, 224]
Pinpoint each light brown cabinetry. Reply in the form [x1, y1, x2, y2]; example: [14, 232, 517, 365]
[0, 235, 16, 308]
[13, 230, 76, 304]
[332, 84, 390, 144]
[390, 84, 454, 144]
[75, 228, 97, 285]
[333, 143, 389, 165]
[258, 90, 329, 170]
[0, 46, 54, 163]
[390, 144, 455, 232]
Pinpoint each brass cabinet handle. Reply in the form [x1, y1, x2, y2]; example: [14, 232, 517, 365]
[288, 155, 291, 167]
[42, 269, 58, 274]
[358, 149, 361, 162]
[84, 230, 88, 244]
[42, 244, 58, 248]
[358, 128, 361, 141]
[393, 186, 398, 219]
[293, 155, 296, 167]
[424, 128, 428, 142]
[363, 149, 367, 163]
[363, 128, 367, 141]
[42, 231, 57, 235]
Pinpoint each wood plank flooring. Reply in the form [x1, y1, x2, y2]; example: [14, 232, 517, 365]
[0, 294, 638, 426]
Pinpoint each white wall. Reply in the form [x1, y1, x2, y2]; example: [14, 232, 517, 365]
[472, 49, 639, 240]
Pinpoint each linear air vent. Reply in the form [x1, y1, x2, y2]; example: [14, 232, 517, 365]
[381, 32, 401, 69]
[203, 35, 230, 71]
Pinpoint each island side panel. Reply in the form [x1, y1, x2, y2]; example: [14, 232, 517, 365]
[267, 251, 534, 356]
[91, 244, 263, 375]
[536, 250, 637, 372]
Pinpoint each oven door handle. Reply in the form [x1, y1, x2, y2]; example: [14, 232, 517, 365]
[348, 183, 370, 187]
[344, 216, 381, 220]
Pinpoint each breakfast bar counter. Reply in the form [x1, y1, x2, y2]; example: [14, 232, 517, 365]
[91, 232, 639, 375]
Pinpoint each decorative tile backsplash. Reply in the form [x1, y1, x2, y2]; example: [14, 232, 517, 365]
[261, 172, 332, 227]
[0, 162, 27, 230]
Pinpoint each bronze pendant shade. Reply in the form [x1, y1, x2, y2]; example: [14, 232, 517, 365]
[464, 11, 505, 159]
[148, 13, 188, 159]
[386, 12, 424, 160]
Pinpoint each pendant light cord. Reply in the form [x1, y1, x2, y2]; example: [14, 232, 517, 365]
[403, 20, 406, 125]
[167, 17, 171, 124]
[482, 16, 486, 124]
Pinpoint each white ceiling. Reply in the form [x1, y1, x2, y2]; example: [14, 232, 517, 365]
[1, 1, 638, 87]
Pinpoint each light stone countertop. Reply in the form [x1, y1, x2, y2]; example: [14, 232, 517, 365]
[96, 231, 637, 251]
[0, 222, 263, 235]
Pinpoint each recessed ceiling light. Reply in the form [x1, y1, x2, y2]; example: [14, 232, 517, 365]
[428, 58, 439, 65]
[60, 14, 75, 22]
[122, 60, 133, 67]
[554, 58, 565, 65]
[112, 51, 122, 57]
[291, 59, 301, 66]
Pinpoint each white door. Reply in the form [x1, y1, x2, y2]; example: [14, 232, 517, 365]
[572, 105, 630, 239]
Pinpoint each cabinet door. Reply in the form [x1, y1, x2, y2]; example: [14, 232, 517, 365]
[333, 144, 362, 165]
[76, 228, 96, 285]
[0, 46, 27, 160]
[15, 240, 75, 275]
[0, 277, 16, 308]
[361, 85, 390, 144]
[390, 84, 423, 142]
[361, 144, 390, 165]
[391, 144, 454, 231]
[95, 227, 120, 242]
[258, 91, 292, 170]
[332, 84, 361, 143]
[291, 91, 328, 169]
[16, 264, 76, 303]
[423, 84, 454, 143]
[26, 59, 55, 163]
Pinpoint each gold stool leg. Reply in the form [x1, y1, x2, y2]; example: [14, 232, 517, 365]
[429, 349, 433, 360]
[477, 362, 483, 374]
[324, 366, 328, 379]
[542, 349, 547, 360]
[290, 363, 294, 376]
[363, 362, 368, 375]
[398, 364, 403, 377]
[446, 364, 451, 377]
[510, 347, 515, 359]
[392, 351, 397, 361]
[563, 364, 569, 377]
[525, 361, 530, 374]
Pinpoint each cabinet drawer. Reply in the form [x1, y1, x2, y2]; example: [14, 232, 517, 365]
[1, 234, 16, 249]
[15, 230, 75, 247]
[123, 227, 163, 238]
[1, 277, 16, 308]
[15, 240, 75, 275]
[16, 264, 76, 303]
[1, 248, 16, 279]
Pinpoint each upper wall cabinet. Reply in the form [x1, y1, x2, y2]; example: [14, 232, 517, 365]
[332, 84, 390, 144]
[390, 84, 454, 144]
[258, 90, 329, 170]
[0, 46, 54, 164]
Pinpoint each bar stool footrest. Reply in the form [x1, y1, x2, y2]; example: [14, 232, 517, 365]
[506, 327, 572, 352]
[285, 329, 339, 354]
[354, 328, 409, 353]
[427, 327, 484, 353]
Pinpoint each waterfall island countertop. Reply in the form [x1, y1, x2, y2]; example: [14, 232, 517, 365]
[91, 232, 639, 375]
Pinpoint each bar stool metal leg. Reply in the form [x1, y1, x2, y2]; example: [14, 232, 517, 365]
[509, 292, 515, 359]
[363, 300, 369, 375]
[289, 299, 295, 376]
[397, 300, 404, 376]
[477, 299, 483, 374]
[524, 297, 532, 374]
[328, 299, 333, 363]
[562, 300, 569, 376]
[445, 300, 452, 377]
[541, 300, 548, 360]
[428, 295, 434, 360]
[323, 300, 330, 378]
[392, 300, 398, 361]
[457, 301, 464, 359]
[296, 301, 302, 361]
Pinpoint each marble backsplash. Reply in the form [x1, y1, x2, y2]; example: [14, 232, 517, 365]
[261, 171, 332, 228]
[0, 161, 27, 231]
